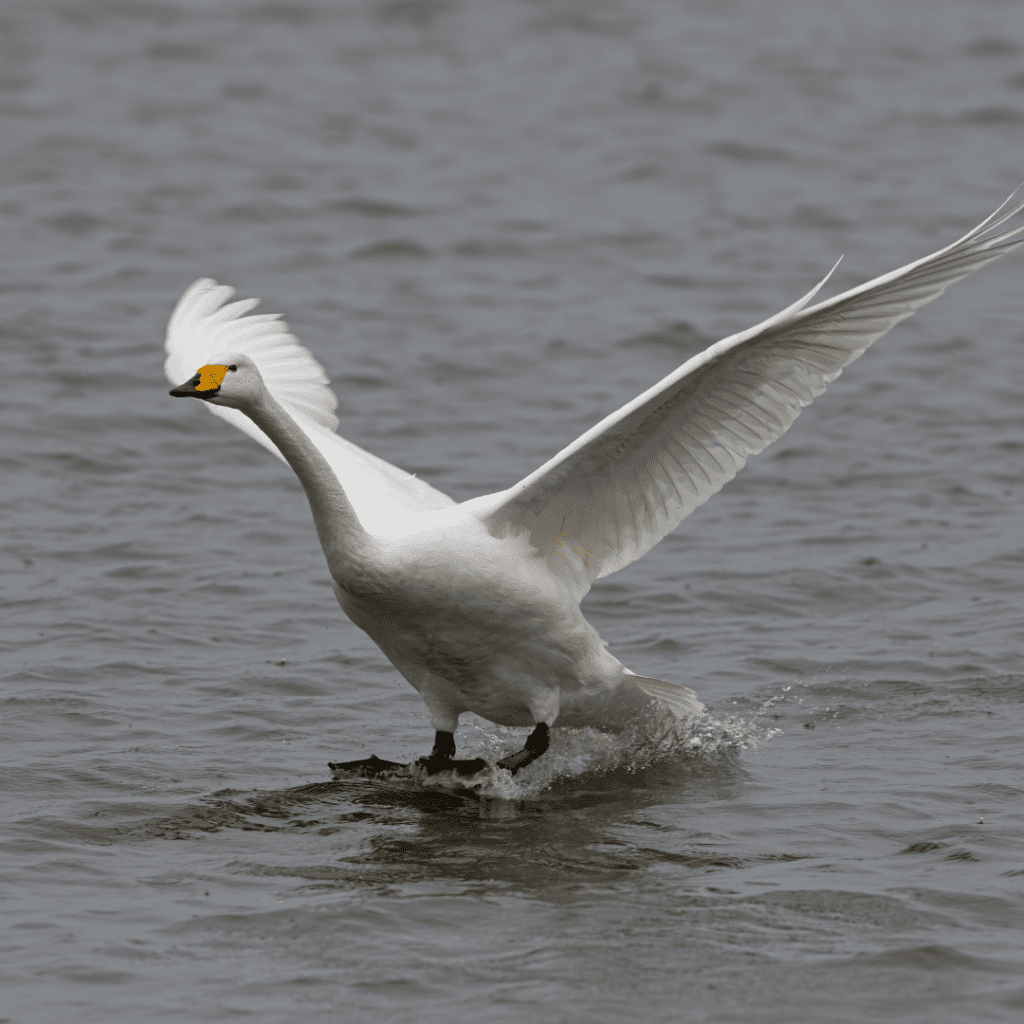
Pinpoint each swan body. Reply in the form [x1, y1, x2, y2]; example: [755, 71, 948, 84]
[166, 191, 1024, 774]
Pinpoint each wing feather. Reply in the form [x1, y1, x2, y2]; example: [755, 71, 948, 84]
[164, 278, 456, 516]
[482, 192, 1024, 593]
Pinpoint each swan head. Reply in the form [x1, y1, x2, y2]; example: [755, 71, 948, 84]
[169, 353, 264, 410]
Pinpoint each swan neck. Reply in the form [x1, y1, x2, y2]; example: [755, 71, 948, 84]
[243, 391, 370, 566]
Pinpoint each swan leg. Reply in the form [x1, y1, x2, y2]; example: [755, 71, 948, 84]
[496, 722, 550, 776]
[417, 731, 489, 777]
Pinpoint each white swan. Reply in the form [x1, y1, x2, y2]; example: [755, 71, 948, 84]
[166, 192, 1024, 776]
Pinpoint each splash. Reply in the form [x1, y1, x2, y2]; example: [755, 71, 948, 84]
[413, 698, 782, 799]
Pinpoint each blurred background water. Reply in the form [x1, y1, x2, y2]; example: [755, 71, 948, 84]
[2, 0, 1024, 1021]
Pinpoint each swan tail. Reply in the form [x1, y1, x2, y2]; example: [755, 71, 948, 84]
[558, 674, 705, 731]
[629, 675, 706, 723]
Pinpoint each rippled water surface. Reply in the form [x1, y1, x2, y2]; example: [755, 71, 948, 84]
[3, 1, 1024, 1021]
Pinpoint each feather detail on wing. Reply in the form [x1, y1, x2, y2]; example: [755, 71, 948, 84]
[164, 279, 455, 516]
[482, 191, 1024, 595]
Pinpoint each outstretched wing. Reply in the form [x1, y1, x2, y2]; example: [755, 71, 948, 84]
[482, 192, 1024, 595]
[165, 279, 456, 516]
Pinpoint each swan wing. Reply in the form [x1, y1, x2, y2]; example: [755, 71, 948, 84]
[482, 192, 1024, 594]
[164, 279, 456, 516]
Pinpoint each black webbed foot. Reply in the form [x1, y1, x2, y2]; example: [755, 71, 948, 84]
[496, 722, 550, 776]
[330, 726, 536, 781]
[415, 730, 487, 776]
[327, 754, 406, 778]
[417, 755, 490, 776]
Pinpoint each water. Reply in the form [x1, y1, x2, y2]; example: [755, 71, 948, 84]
[3, 0, 1024, 1020]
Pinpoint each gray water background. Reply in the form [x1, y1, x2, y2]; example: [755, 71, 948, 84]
[3, 0, 1024, 1020]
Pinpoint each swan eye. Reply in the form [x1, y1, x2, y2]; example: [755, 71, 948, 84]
[228, 364, 237, 371]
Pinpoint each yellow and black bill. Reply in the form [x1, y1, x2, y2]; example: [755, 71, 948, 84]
[169, 364, 230, 399]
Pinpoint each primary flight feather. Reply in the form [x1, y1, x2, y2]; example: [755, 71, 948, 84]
[165, 191, 1024, 777]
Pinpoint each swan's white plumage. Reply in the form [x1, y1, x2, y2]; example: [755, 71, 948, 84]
[483, 190, 1024, 595]
[166, 279, 339, 432]
[165, 279, 456, 519]
[165, 192, 1024, 746]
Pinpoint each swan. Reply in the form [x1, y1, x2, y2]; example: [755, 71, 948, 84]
[166, 191, 1024, 777]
